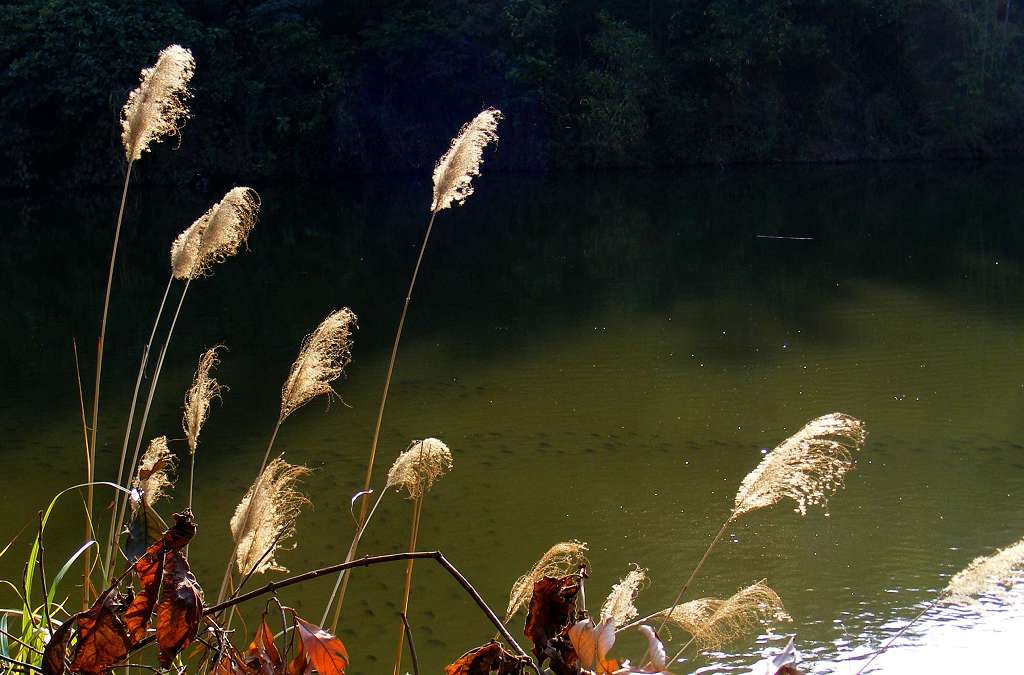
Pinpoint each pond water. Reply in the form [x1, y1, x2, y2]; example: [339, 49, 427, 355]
[2, 164, 1023, 674]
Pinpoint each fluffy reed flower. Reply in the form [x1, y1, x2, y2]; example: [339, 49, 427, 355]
[430, 108, 502, 212]
[944, 536, 1024, 604]
[229, 458, 311, 575]
[385, 438, 454, 500]
[278, 308, 357, 423]
[183, 346, 224, 454]
[505, 540, 589, 620]
[600, 565, 647, 628]
[133, 436, 176, 506]
[170, 187, 260, 280]
[732, 413, 866, 519]
[121, 45, 195, 162]
[660, 580, 790, 651]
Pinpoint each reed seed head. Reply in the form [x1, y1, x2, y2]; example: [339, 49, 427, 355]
[278, 308, 357, 422]
[505, 540, 589, 621]
[944, 536, 1024, 604]
[732, 412, 866, 520]
[121, 45, 195, 162]
[133, 436, 176, 507]
[660, 580, 790, 651]
[171, 187, 260, 280]
[431, 108, 502, 212]
[229, 458, 311, 575]
[385, 438, 454, 500]
[182, 346, 224, 454]
[600, 565, 647, 628]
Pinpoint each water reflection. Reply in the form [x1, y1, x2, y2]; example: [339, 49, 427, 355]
[1, 164, 1023, 673]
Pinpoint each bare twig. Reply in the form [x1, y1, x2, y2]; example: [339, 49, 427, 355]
[400, 613, 420, 675]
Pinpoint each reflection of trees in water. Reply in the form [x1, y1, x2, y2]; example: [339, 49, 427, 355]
[3, 164, 1023, 383]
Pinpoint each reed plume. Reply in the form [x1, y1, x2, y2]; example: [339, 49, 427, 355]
[229, 458, 311, 575]
[279, 308, 357, 425]
[651, 413, 866, 637]
[103, 190, 260, 584]
[132, 436, 176, 507]
[337, 109, 503, 629]
[660, 580, 790, 652]
[506, 540, 589, 621]
[944, 536, 1024, 604]
[391, 438, 453, 675]
[87, 44, 196, 604]
[732, 413, 866, 519]
[183, 346, 224, 511]
[600, 565, 647, 628]
[431, 108, 503, 212]
[171, 187, 260, 280]
[121, 44, 195, 161]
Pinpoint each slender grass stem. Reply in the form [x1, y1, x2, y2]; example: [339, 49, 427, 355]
[392, 496, 424, 675]
[85, 159, 133, 609]
[72, 339, 93, 603]
[34, 512, 52, 635]
[320, 489, 388, 627]
[853, 597, 941, 675]
[650, 519, 732, 636]
[102, 274, 173, 580]
[336, 210, 438, 627]
[104, 278, 191, 580]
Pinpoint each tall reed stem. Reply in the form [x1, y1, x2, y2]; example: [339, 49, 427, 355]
[319, 489, 388, 626]
[101, 274, 173, 576]
[331, 210, 438, 628]
[215, 418, 284, 604]
[853, 597, 941, 675]
[84, 159, 134, 608]
[392, 496, 424, 675]
[652, 519, 732, 635]
[103, 278, 190, 580]
[72, 340, 96, 600]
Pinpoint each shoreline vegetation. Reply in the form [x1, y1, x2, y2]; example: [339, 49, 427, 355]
[4, 1, 1024, 188]
[2, 38, 1023, 675]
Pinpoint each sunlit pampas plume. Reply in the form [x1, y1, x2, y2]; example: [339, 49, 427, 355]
[601, 565, 647, 628]
[505, 540, 589, 621]
[430, 108, 502, 212]
[183, 346, 224, 454]
[229, 458, 311, 575]
[133, 436, 176, 507]
[732, 412, 866, 520]
[278, 308, 357, 423]
[386, 438, 454, 500]
[944, 536, 1024, 604]
[121, 44, 195, 162]
[171, 187, 260, 280]
[660, 580, 790, 650]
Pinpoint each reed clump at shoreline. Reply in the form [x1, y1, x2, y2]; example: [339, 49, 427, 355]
[8, 39, 1019, 675]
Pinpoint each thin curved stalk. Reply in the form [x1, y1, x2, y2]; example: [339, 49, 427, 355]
[333, 210, 438, 628]
[853, 597, 941, 675]
[102, 274, 173, 580]
[319, 488, 388, 626]
[104, 279, 191, 579]
[392, 496, 423, 675]
[85, 159, 134, 608]
[651, 519, 732, 636]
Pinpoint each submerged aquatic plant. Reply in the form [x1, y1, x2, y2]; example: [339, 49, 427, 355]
[229, 458, 311, 575]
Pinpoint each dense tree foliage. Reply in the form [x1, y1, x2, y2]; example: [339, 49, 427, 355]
[2, 0, 1023, 186]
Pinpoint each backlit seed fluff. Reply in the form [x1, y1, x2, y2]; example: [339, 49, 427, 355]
[505, 540, 589, 621]
[944, 536, 1024, 604]
[170, 187, 259, 280]
[732, 412, 866, 519]
[121, 45, 195, 162]
[183, 346, 224, 454]
[660, 580, 791, 651]
[600, 565, 647, 628]
[385, 438, 454, 500]
[133, 436, 177, 507]
[278, 308, 357, 422]
[229, 458, 311, 575]
[430, 108, 502, 212]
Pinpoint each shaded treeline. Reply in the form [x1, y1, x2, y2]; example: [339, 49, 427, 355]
[2, 0, 1024, 187]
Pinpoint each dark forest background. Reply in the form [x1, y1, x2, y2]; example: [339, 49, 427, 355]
[2, 0, 1024, 187]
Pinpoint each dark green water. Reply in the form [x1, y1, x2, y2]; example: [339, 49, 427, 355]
[2, 165, 1023, 673]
